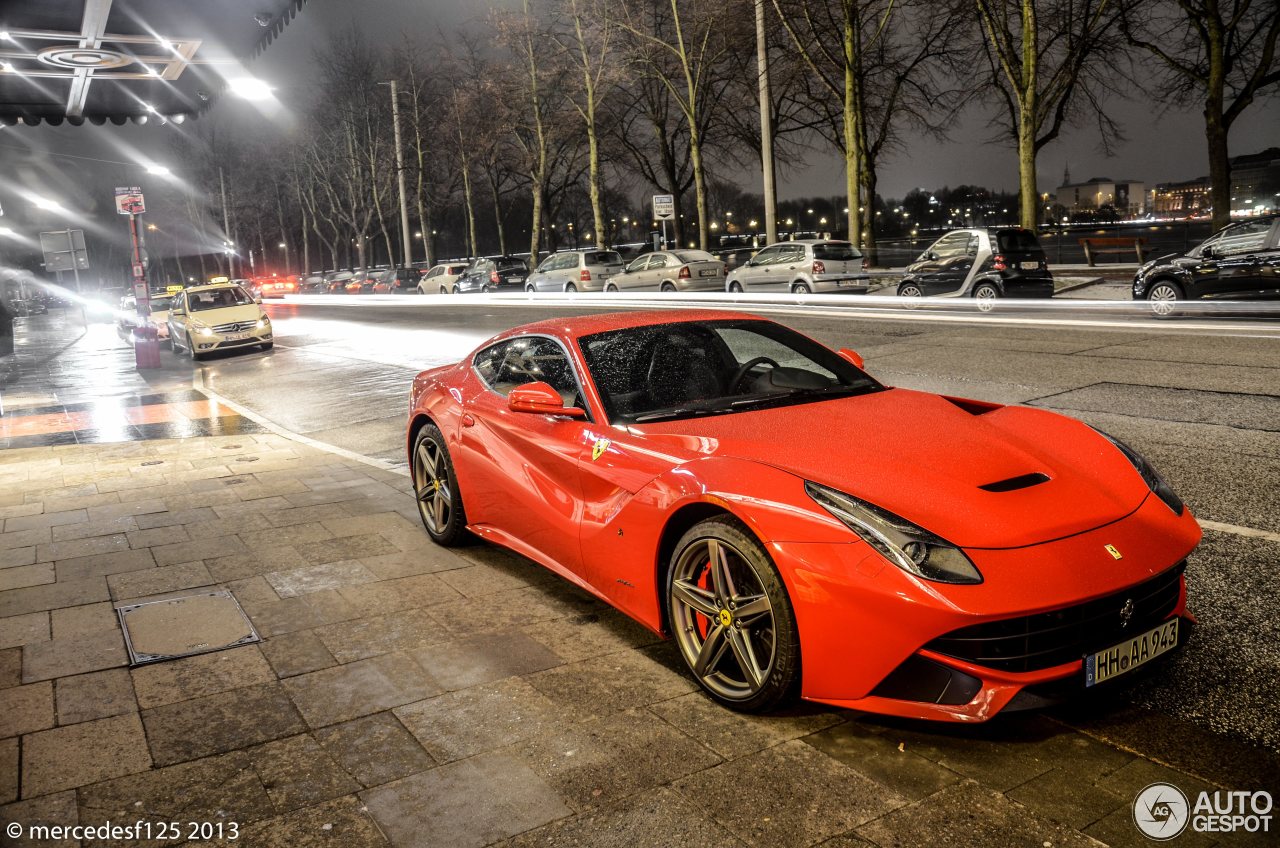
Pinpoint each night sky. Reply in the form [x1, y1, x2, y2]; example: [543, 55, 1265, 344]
[4, 0, 1277, 214]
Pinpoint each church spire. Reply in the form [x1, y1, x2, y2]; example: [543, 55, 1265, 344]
[1063, 161, 1071, 186]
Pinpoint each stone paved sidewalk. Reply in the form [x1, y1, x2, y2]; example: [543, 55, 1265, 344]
[0, 434, 1271, 847]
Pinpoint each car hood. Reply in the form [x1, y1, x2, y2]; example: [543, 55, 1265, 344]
[185, 304, 262, 324]
[635, 388, 1150, 549]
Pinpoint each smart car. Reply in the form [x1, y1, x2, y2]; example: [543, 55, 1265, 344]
[896, 228, 1054, 308]
[404, 310, 1200, 720]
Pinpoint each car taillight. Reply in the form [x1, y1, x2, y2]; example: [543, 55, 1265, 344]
[812, 260, 826, 274]
[992, 254, 1007, 271]
[490, 270, 500, 283]
[580, 269, 591, 282]
[679, 266, 690, 279]
[861, 258, 867, 271]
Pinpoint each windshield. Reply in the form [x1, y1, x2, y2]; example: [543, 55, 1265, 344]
[812, 242, 861, 261]
[584, 251, 622, 265]
[148, 296, 173, 311]
[995, 229, 1042, 253]
[188, 286, 254, 311]
[496, 258, 528, 272]
[578, 319, 882, 424]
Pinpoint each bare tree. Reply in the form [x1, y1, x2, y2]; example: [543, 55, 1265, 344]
[973, 0, 1129, 229]
[1124, 1, 1280, 229]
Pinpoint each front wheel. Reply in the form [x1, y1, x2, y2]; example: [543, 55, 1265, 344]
[1146, 280, 1182, 317]
[666, 516, 800, 713]
[972, 281, 1000, 312]
[605, 283, 619, 293]
[260, 341, 274, 351]
[525, 284, 536, 293]
[411, 424, 470, 546]
[728, 281, 743, 293]
[187, 334, 204, 361]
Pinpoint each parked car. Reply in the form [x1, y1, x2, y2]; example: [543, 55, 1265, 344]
[526, 249, 625, 292]
[323, 270, 355, 293]
[725, 240, 868, 295]
[717, 247, 759, 272]
[299, 273, 328, 292]
[895, 228, 1053, 307]
[405, 310, 1200, 718]
[608, 250, 725, 292]
[258, 276, 297, 298]
[1133, 213, 1280, 315]
[419, 262, 470, 294]
[117, 292, 173, 341]
[455, 257, 530, 293]
[367, 267, 420, 294]
[168, 282, 272, 359]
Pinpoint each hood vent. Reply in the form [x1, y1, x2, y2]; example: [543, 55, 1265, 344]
[943, 395, 1002, 415]
[979, 472, 1050, 493]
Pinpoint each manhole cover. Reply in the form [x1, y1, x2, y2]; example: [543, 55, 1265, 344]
[117, 590, 261, 666]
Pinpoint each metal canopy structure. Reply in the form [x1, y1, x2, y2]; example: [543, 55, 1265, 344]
[0, 0, 308, 126]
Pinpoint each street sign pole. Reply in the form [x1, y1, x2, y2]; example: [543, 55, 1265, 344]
[653, 194, 675, 250]
[122, 193, 160, 369]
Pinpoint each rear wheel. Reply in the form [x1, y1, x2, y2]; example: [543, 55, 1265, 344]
[411, 424, 469, 546]
[661, 282, 677, 293]
[482, 284, 492, 293]
[666, 516, 800, 712]
[972, 281, 1000, 312]
[1147, 280, 1182, 317]
[566, 283, 578, 293]
[791, 282, 811, 295]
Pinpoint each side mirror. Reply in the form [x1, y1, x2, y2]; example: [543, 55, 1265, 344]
[838, 348, 865, 369]
[253, 295, 263, 304]
[171, 306, 185, 316]
[1200, 245, 1215, 259]
[508, 382, 587, 418]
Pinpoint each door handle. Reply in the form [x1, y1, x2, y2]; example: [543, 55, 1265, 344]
[461, 413, 476, 428]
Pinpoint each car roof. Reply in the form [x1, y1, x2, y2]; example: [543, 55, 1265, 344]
[776, 239, 853, 245]
[184, 282, 246, 293]
[492, 309, 767, 342]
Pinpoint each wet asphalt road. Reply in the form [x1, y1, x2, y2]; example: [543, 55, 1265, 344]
[186, 295, 1279, 771]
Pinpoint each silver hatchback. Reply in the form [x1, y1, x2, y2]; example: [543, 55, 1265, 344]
[725, 240, 868, 294]
[526, 249, 625, 293]
[608, 250, 726, 292]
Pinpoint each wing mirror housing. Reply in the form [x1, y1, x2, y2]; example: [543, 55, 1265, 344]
[508, 382, 587, 418]
[838, 348, 865, 369]
[1200, 245, 1215, 260]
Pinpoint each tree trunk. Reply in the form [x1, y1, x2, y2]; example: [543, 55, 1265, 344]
[1204, 15, 1230, 231]
[460, 154, 478, 258]
[842, 14, 862, 252]
[1017, 105, 1039, 229]
[489, 171, 508, 256]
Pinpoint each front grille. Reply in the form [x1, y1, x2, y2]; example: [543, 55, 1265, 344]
[212, 321, 256, 333]
[925, 562, 1184, 673]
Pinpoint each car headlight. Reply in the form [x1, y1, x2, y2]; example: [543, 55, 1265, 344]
[1095, 430, 1184, 515]
[805, 481, 983, 584]
[256, 317, 268, 328]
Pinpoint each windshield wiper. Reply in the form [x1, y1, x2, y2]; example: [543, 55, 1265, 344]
[729, 384, 873, 410]
[632, 406, 725, 423]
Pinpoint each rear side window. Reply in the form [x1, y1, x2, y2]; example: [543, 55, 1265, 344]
[996, 230, 1042, 253]
[584, 251, 621, 265]
[673, 250, 714, 263]
[812, 243, 861, 261]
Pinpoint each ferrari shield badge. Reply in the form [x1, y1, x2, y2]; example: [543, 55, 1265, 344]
[1105, 544, 1123, 560]
[591, 438, 610, 462]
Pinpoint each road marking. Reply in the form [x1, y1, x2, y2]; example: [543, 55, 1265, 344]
[190, 370, 409, 477]
[1199, 520, 1280, 544]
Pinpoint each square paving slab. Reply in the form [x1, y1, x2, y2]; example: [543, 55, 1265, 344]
[116, 589, 260, 665]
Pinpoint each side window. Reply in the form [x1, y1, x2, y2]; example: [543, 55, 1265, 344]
[627, 255, 650, 273]
[536, 256, 556, 273]
[966, 235, 980, 256]
[556, 253, 576, 271]
[1215, 221, 1272, 256]
[481, 337, 586, 410]
[648, 254, 669, 269]
[779, 245, 805, 263]
[930, 234, 971, 259]
[752, 247, 781, 265]
[427, 267, 441, 278]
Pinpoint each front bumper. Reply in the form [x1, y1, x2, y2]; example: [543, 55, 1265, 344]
[191, 327, 273, 352]
[777, 493, 1201, 721]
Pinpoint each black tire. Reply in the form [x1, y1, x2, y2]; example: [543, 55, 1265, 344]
[972, 281, 1000, 312]
[728, 281, 743, 293]
[666, 516, 801, 713]
[1146, 279, 1182, 318]
[187, 334, 204, 361]
[661, 282, 677, 293]
[605, 283, 619, 293]
[482, 284, 492, 293]
[791, 282, 811, 295]
[525, 284, 536, 293]
[897, 283, 923, 298]
[411, 423, 470, 546]
[260, 341, 274, 351]
[565, 283, 577, 293]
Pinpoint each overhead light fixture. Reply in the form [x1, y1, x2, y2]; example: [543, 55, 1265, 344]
[226, 77, 273, 100]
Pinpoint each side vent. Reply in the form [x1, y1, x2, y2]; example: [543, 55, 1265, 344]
[979, 472, 1050, 493]
[942, 395, 1002, 415]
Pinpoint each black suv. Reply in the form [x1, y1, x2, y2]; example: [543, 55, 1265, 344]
[455, 257, 530, 293]
[1133, 214, 1280, 315]
[896, 228, 1053, 307]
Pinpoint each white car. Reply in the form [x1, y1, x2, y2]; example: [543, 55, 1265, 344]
[418, 262, 470, 294]
[167, 282, 273, 360]
[606, 250, 725, 293]
[116, 293, 173, 342]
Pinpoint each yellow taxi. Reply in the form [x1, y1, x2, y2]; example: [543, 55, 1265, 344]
[167, 282, 273, 360]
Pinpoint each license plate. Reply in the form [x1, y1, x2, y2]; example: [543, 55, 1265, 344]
[508, 277, 525, 284]
[1020, 261, 1039, 270]
[699, 269, 717, 276]
[224, 332, 250, 341]
[837, 279, 858, 287]
[1085, 618, 1178, 687]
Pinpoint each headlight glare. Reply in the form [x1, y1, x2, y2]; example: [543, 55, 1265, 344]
[1095, 430, 1184, 515]
[805, 482, 983, 585]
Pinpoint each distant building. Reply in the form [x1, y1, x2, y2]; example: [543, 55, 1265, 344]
[1150, 147, 1280, 217]
[1054, 176, 1146, 217]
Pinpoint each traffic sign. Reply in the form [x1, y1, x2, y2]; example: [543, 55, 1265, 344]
[39, 229, 90, 272]
[115, 186, 146, 215]
[652, 194, 675, 221]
